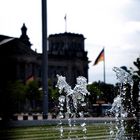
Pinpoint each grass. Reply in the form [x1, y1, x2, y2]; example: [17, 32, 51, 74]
[0, 123, 115, 140]
[0, 123, 139, 140]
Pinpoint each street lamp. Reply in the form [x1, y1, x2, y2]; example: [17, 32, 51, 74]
[42, 0, 48, 118]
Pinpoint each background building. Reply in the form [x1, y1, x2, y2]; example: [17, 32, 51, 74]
[0, 24, 89, 114]
[48, 32, 89, 87]
[0, 24, 41, 90]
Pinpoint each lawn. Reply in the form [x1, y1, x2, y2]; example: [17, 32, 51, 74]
[0, 122, 139, 140]
[0, 123, 115, 140]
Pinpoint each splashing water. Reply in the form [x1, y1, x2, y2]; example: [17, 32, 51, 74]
[56, 74, 90, 139]
[55, 68, 139, 139]
[108, 67, 137, 140]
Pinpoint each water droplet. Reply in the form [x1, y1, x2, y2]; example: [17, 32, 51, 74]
[81, 122, 86, 127]
[59, 95, 65, 103]
[110, 130, 114, 135]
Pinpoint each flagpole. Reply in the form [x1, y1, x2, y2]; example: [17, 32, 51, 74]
[64, 14, 67, 32]
[103, 47, 106, 83]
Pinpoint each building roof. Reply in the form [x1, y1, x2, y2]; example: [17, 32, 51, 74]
[48, 32, 85, 39]
[0, 37, 14, 46]
[0, 35, 37, 57]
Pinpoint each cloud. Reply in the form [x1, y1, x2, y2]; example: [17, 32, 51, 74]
[0, 0, 140, 84]
[125, 21, 140, 33]
[116, 21, 140, 56]
[121, 0, 140, 22]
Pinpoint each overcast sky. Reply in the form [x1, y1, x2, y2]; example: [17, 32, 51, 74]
[0, 0, 140, 84]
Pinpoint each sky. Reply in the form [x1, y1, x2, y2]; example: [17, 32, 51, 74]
[0, 0, 140, 84]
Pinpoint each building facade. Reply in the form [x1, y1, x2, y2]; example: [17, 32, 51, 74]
[0, 24, 41, 115]
[0, 24, 89, 88]
[0, 24, 41, 87]
[48, 32, 89, 87]
[0, 24, 89, 114]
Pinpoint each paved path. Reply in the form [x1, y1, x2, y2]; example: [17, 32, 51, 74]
[1, 117, 136, 127]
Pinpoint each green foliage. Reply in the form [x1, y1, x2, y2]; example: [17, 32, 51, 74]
[48, 78, 59, 100]
[25, 80, 43, 112]
[1, 79, 43, 115]
[1, 80, 27, 117]
[26, 80, 42, 101]
[87, 81, 116, 104]
[7, 80, 26, 102]
[87, 82, 101, 96]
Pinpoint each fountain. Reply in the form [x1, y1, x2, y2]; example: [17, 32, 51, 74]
[108, 67, 138, 140]
[55, 67, 139, 139]
[56, 74, 90, 139]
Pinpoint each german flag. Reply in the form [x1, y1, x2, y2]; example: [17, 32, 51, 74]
[26, 75, 34, 84]
[94, 48, 104, 65]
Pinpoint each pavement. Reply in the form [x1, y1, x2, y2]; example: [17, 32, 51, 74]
[0, 116, 137, 128]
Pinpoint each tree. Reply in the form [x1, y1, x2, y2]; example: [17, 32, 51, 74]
[87, 81, 116, 104]
[26, 80, 42, 112]
[47, 79, 59, 112]
[132, 57, 140, 132]
[0, 80, 26, 119]
[133, 57, 140, 80]
[7, 81, 26, 112]
[87, 82, 101, 104]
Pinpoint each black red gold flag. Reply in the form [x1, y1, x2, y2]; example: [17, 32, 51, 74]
[94, 48, 104, 65]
